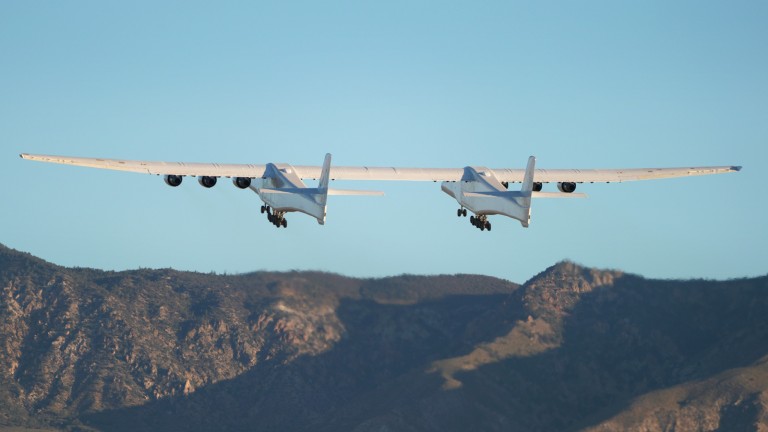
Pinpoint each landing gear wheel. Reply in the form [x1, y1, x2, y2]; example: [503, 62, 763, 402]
[485, 221, 491, 231]
[462, 209, 467, 217]
[281, 219, 287, 228]
[260, 205, 266, 214]
[457, 208, 462, 217]
[470, 215, 476, 225]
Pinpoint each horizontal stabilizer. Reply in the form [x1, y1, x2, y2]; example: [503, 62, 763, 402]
[463, 191, 515, 198]
[328, 189, 384, 196]
[464, 191, 587, 199]
[259, 188, 292, 195]
[260, 187, 383, 196]
[532, 191, 587, 199]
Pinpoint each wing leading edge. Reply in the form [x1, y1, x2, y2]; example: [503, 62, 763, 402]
[20, 153, 740, 183]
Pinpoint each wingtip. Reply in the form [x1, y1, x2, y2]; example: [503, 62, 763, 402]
[732, 166, 742, 172]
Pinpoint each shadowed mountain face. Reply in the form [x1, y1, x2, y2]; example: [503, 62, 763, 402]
[0, 244, 766, 431]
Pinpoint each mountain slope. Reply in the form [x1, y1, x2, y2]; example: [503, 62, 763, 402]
[0, 244, 518, 430]
[1, 244, 766, 431]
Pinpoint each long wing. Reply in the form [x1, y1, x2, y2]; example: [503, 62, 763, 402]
[302, 165, 742, 182]
[19, 153, 267, 177]
[19, 153, 741, 183]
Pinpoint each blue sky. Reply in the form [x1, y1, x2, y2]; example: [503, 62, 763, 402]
[1, 1, 765, 283]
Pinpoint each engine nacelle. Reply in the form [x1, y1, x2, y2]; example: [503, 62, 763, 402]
[232, 177, 252, 189]
[557, 182, 577, 193]
[164, 175, 183, 187]
[198, 176, 217, 188]
[533, 182, 543, 192]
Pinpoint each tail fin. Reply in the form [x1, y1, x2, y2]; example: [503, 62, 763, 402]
[318, 153, 331, 193]
[315, 153, 332, 224]
[521, 156, 536, 192]
[519, 156, 535, 227]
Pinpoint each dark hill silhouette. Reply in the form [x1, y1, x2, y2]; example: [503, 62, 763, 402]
[1, 244, 766, 431]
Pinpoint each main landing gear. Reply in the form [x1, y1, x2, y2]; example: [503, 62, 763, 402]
[261, 205, 288, 228]
[458, 207, 491, 231]
[469, 214, 491, 232]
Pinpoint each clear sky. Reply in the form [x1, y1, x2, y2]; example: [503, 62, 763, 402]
[1, 1, 765, 284]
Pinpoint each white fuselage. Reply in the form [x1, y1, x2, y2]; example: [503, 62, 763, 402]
[251, 163, 327, 224]
[441, 166, 533, 227]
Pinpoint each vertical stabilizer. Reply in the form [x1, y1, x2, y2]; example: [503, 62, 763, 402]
[521, 156, 536, 192]
[518, 156, 535, 227]
[315, 153, 332, 224]
[318, 153, 331, 193]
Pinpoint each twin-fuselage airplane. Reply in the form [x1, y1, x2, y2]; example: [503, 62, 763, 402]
[20, 153, 741, 232]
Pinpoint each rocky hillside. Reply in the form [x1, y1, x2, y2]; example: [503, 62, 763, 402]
[0, 244, 766, 431]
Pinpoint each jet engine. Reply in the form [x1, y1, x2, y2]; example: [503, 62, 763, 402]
[164, 175, 183, 187]
[198, 176, 217, 188]
[233, 177, 252, 189]
[557, 182, 577, 193]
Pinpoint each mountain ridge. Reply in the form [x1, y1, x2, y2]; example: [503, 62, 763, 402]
[1, 243, 766, 431]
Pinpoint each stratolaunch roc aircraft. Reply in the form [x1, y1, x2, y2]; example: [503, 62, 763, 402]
[20, 153, 741, 232]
